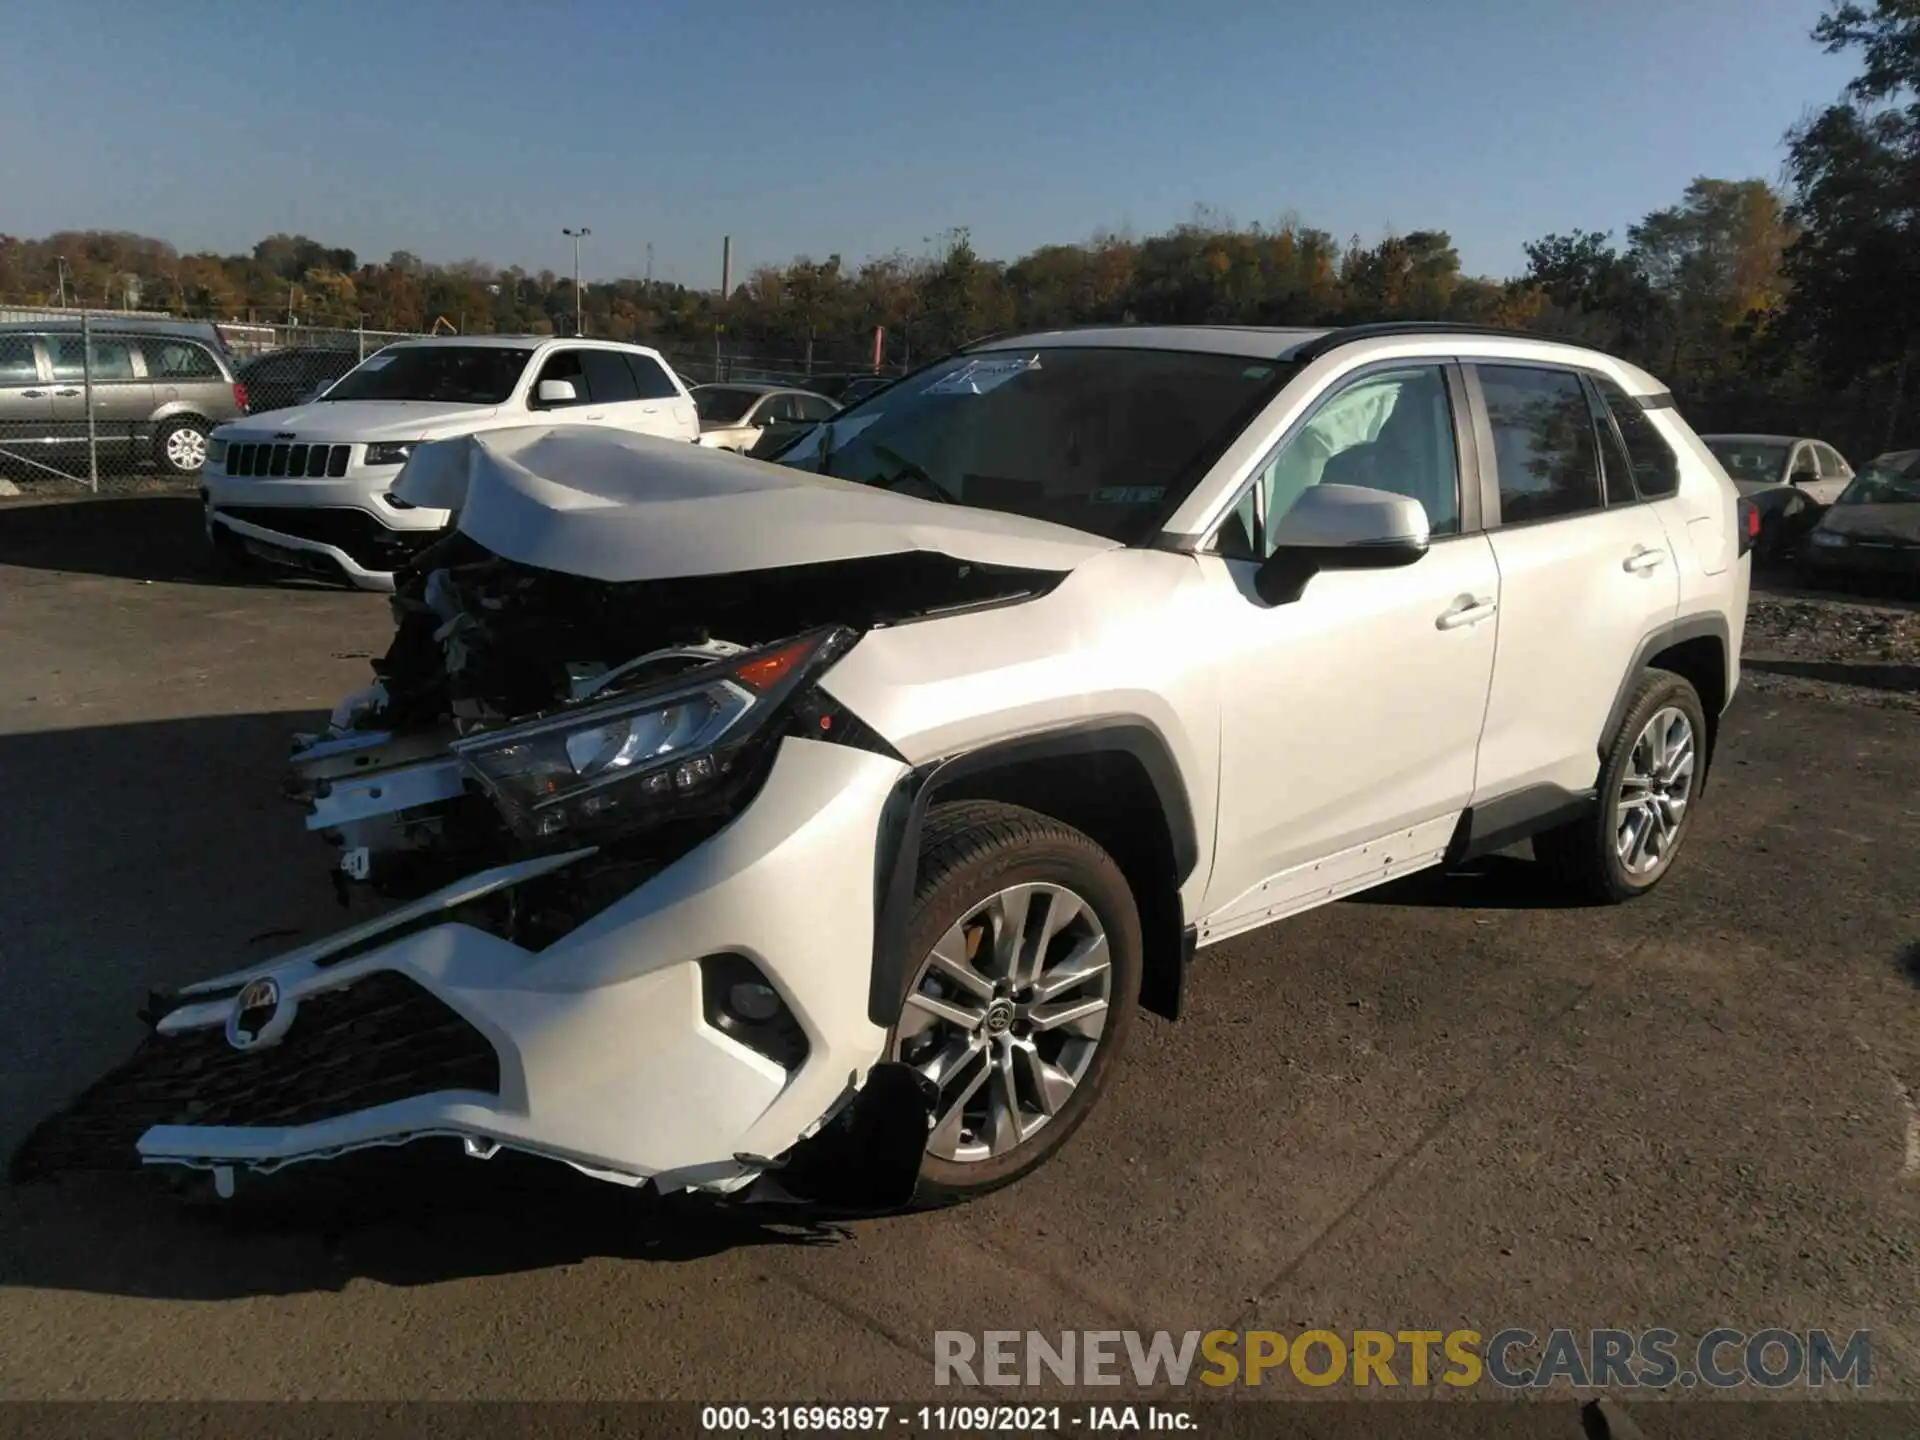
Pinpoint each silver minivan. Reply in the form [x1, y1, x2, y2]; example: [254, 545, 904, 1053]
[0, 319, 247, 476]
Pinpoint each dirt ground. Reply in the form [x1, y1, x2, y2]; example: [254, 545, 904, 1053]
[0, 497, 1915, 1428]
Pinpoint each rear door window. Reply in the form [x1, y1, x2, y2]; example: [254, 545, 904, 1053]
[50, 336, 137, 381]
[582, 349, 640, 403]
[1814, 443, 1849, 478]
[624, 354, 681, 400]
[1476, 364, 1603, 524]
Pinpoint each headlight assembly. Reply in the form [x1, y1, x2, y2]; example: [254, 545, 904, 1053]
[365, 441, 420, 466]
[207, 438, 228, 465]
[451, 626, 855, 840]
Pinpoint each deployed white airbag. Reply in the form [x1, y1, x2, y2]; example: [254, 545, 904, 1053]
[391, 425, 1116, 581]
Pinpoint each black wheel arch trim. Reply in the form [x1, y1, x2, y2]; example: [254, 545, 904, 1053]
[867, 718, 1200, 1028]
[1600, 611, 1730, 768]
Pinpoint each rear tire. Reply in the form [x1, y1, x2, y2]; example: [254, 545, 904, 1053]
[888, 800, 1141, 1205]
[155, 417, 210, 477]
[1534, 670, 1708, 904]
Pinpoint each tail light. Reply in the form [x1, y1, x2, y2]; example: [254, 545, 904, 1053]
[233, 382, 250, 413]
[1736, 498, 1761, 556]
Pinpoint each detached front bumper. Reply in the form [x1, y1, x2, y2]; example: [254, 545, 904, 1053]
[14, 739, 910, 1199]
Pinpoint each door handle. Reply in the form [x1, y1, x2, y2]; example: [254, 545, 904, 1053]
[1623, 547, 1667, 574]
[641, 405, 660, 413]
[21, 389, 46, 398]
[53, 387, 81, 397]
[1436, 595, 1498, 630]
[583, 411, 607, 420]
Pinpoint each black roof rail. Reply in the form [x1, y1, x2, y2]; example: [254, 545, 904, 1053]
[1287, 321, 1540, 361]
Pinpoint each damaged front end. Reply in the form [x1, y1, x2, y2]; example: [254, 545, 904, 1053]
[12, 531, 1062, 1214]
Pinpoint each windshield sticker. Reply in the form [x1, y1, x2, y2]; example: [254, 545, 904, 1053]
[1242, 365, 1274, 380]
[1090, 485, 1167, 505]
[924, 354, 1041, 397]
[356, 354, 395, 369]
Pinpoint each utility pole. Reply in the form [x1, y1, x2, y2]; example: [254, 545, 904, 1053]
[55, 255, 68, 309]
[563, 226, 591, 335]
[715, 235, 731, 380]
[645, 242, 654, 286]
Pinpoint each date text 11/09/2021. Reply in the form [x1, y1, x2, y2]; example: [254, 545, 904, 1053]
[701, 1406, 1193, 1432]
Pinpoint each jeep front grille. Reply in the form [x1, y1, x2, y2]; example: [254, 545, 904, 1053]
[227, 441, 351, 478]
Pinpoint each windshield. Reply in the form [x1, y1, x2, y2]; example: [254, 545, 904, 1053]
[693, 387, 761, 424]
[1837, 463, 1920, 506]
[323, 346, 532, 404]
[1704, 439, 1789, 482]
[775, 346, 1292, 542]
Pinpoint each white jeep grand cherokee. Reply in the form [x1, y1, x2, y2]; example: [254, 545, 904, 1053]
[17, 323, 1755, 1211]
[201, 335, 699, 591]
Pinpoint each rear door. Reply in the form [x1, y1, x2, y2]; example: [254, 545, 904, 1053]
[623, 352, 698, 438]
[750, 392, 821, 458]
[1808, 443, 1852, 506]
[1468, 362, 1680, 804]
[47, 333, 152, 459]
[0, 334, 52, 454]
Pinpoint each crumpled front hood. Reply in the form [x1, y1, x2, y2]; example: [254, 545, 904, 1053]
[217, 399, 500, 441]
[391, 424, 1121, 582]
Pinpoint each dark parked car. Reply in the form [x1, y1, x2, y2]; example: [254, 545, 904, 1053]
[0, 318, 246, 476]
[236, 347, 371, 415]
[1797, 450, 1920, 594]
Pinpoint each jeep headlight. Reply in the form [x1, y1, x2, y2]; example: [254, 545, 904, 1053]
[1810, 531, 1848, 548]
[365, 441, 420, 466]
[451, 627, 854, 839]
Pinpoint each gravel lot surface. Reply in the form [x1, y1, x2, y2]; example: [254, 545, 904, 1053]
[1, 498, 1915, 1427]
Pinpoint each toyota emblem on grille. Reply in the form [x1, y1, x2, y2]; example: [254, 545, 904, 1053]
[226, 977, 284, 1051]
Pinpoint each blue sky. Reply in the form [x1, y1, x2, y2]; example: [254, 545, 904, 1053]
[1, 0, 1855, 287]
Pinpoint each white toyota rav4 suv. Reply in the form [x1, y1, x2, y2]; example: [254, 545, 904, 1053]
[17, 323, 1755, 1211]
[201, 335, 699, 591]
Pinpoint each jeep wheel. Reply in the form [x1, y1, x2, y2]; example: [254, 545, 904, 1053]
[155, 418, 210, 476]
[889, 800, 1141, 1203]
[1535, 670, 1708, 904]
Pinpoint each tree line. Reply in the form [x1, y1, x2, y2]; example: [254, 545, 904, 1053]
[1, 1, 1911, 457]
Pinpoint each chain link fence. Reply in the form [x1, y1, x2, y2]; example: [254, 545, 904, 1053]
[0, 302, 422, 495]
[0, 306, 906, 497]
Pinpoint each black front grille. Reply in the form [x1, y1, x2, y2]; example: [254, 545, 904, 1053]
[220, 505, 439, 569]
[9, 971, 500, 1179]
[227, 441, 350, 478]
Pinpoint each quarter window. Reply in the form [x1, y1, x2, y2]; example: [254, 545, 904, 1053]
[142, 339, 220, 380]
[1814, 443, 1848, 477]
[1478, 365, 1602, 524]
[1235, 364, 1461, 555]
[1594, 379, 1680, 499]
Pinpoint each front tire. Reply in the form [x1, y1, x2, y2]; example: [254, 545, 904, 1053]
[888, 801, 1141, 1204]
[1534, 670, 1708, 904]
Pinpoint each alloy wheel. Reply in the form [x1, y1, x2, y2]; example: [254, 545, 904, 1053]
[890, 882, 1111, 1163]
[1615, 705, 1696, 877]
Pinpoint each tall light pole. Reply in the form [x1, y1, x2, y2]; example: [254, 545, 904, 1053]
[55, 254, 69, 309]
[562, 226, 590, 335]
